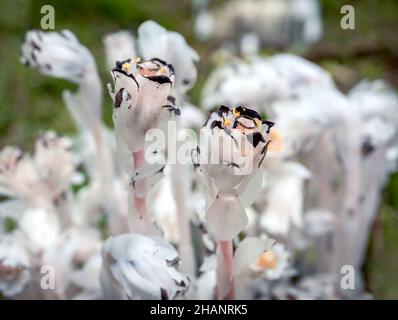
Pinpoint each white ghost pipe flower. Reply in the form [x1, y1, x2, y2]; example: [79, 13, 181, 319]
[21, 30, 102, 130]
[192, 105, 273, 299]
[316, 80, 398, 277]
[103, 22, 199, 274]
[193, 105, 273, 241]
[0, 233, 31, 297]
[0, 133, 77, 226]
[100, 233, 189, 300]
[137, 19, 201, 275]
[108, 58, 179, 234]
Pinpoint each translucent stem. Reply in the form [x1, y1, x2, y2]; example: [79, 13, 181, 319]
[130, 149, 150, 234]
[216, 240, 235, 300]
[170, 164, 196, 276]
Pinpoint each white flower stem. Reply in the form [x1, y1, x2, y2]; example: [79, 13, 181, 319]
[130, 149, 150, 234]
[171, 163, 196, 276]
[216, 240, 235, 300]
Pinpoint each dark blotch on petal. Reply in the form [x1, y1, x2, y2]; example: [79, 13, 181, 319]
[166, 257, 180, 268]
[173, 279, 187, 288]
[146, 75, 172, 84]
[150, 58, 167, 66]
[217, 105, 230, 116]
[191, 146, 200, 170]
[236, 106, 261, 120]
[162, 105, 181, 116]
[114, 88, 124, 108]
[30, 51, 37, 64]
[167, 95, 176, 105]
[160, 288, 169, 300]
[167, 63, 175, 74]
[156, 165, 166, 175]
[210, 120, 223, 130]
[258, 141, 271, 167]
[115, 59, 131, 69]
[30, 41, 41, 52]
[224, 161, 240, 169]
[112, 68, 139, 88]
[247, 132, 266, 147]
[262, 120, 275, 133]
[361, 139, 374, 157]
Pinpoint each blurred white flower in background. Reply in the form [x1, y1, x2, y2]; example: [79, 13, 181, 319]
[21, 30, 102, 131]
[0, 233, 31, 297]
[260, 161, 311, 237]
[100, 233, 189, 300]
[202, 54, 332, 114]
[193, 0, 322, 51]
[103, 31, 137, 72]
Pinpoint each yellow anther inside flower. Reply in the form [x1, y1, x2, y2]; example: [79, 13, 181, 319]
[160, 66, 168, 74]
[122, 62, 131, 70]
[232, 108, 240, 118]
[267, 128, 284, 153]
[255, 119, 262, 127]
[224, 118, 231, 127]
[135, 57, 142, 63]
[256, 251, 277, 269]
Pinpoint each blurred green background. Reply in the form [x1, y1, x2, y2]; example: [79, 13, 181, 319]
[0, 0, 398, 298]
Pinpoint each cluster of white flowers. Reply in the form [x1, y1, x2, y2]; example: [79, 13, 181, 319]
[0, 16, 397, 301]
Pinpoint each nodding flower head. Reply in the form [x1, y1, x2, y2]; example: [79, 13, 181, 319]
[21, 30, 95, 84]
[192, 105, 274, 241]
[108, 57, 179, 153]
[100, 233, 190, 300]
